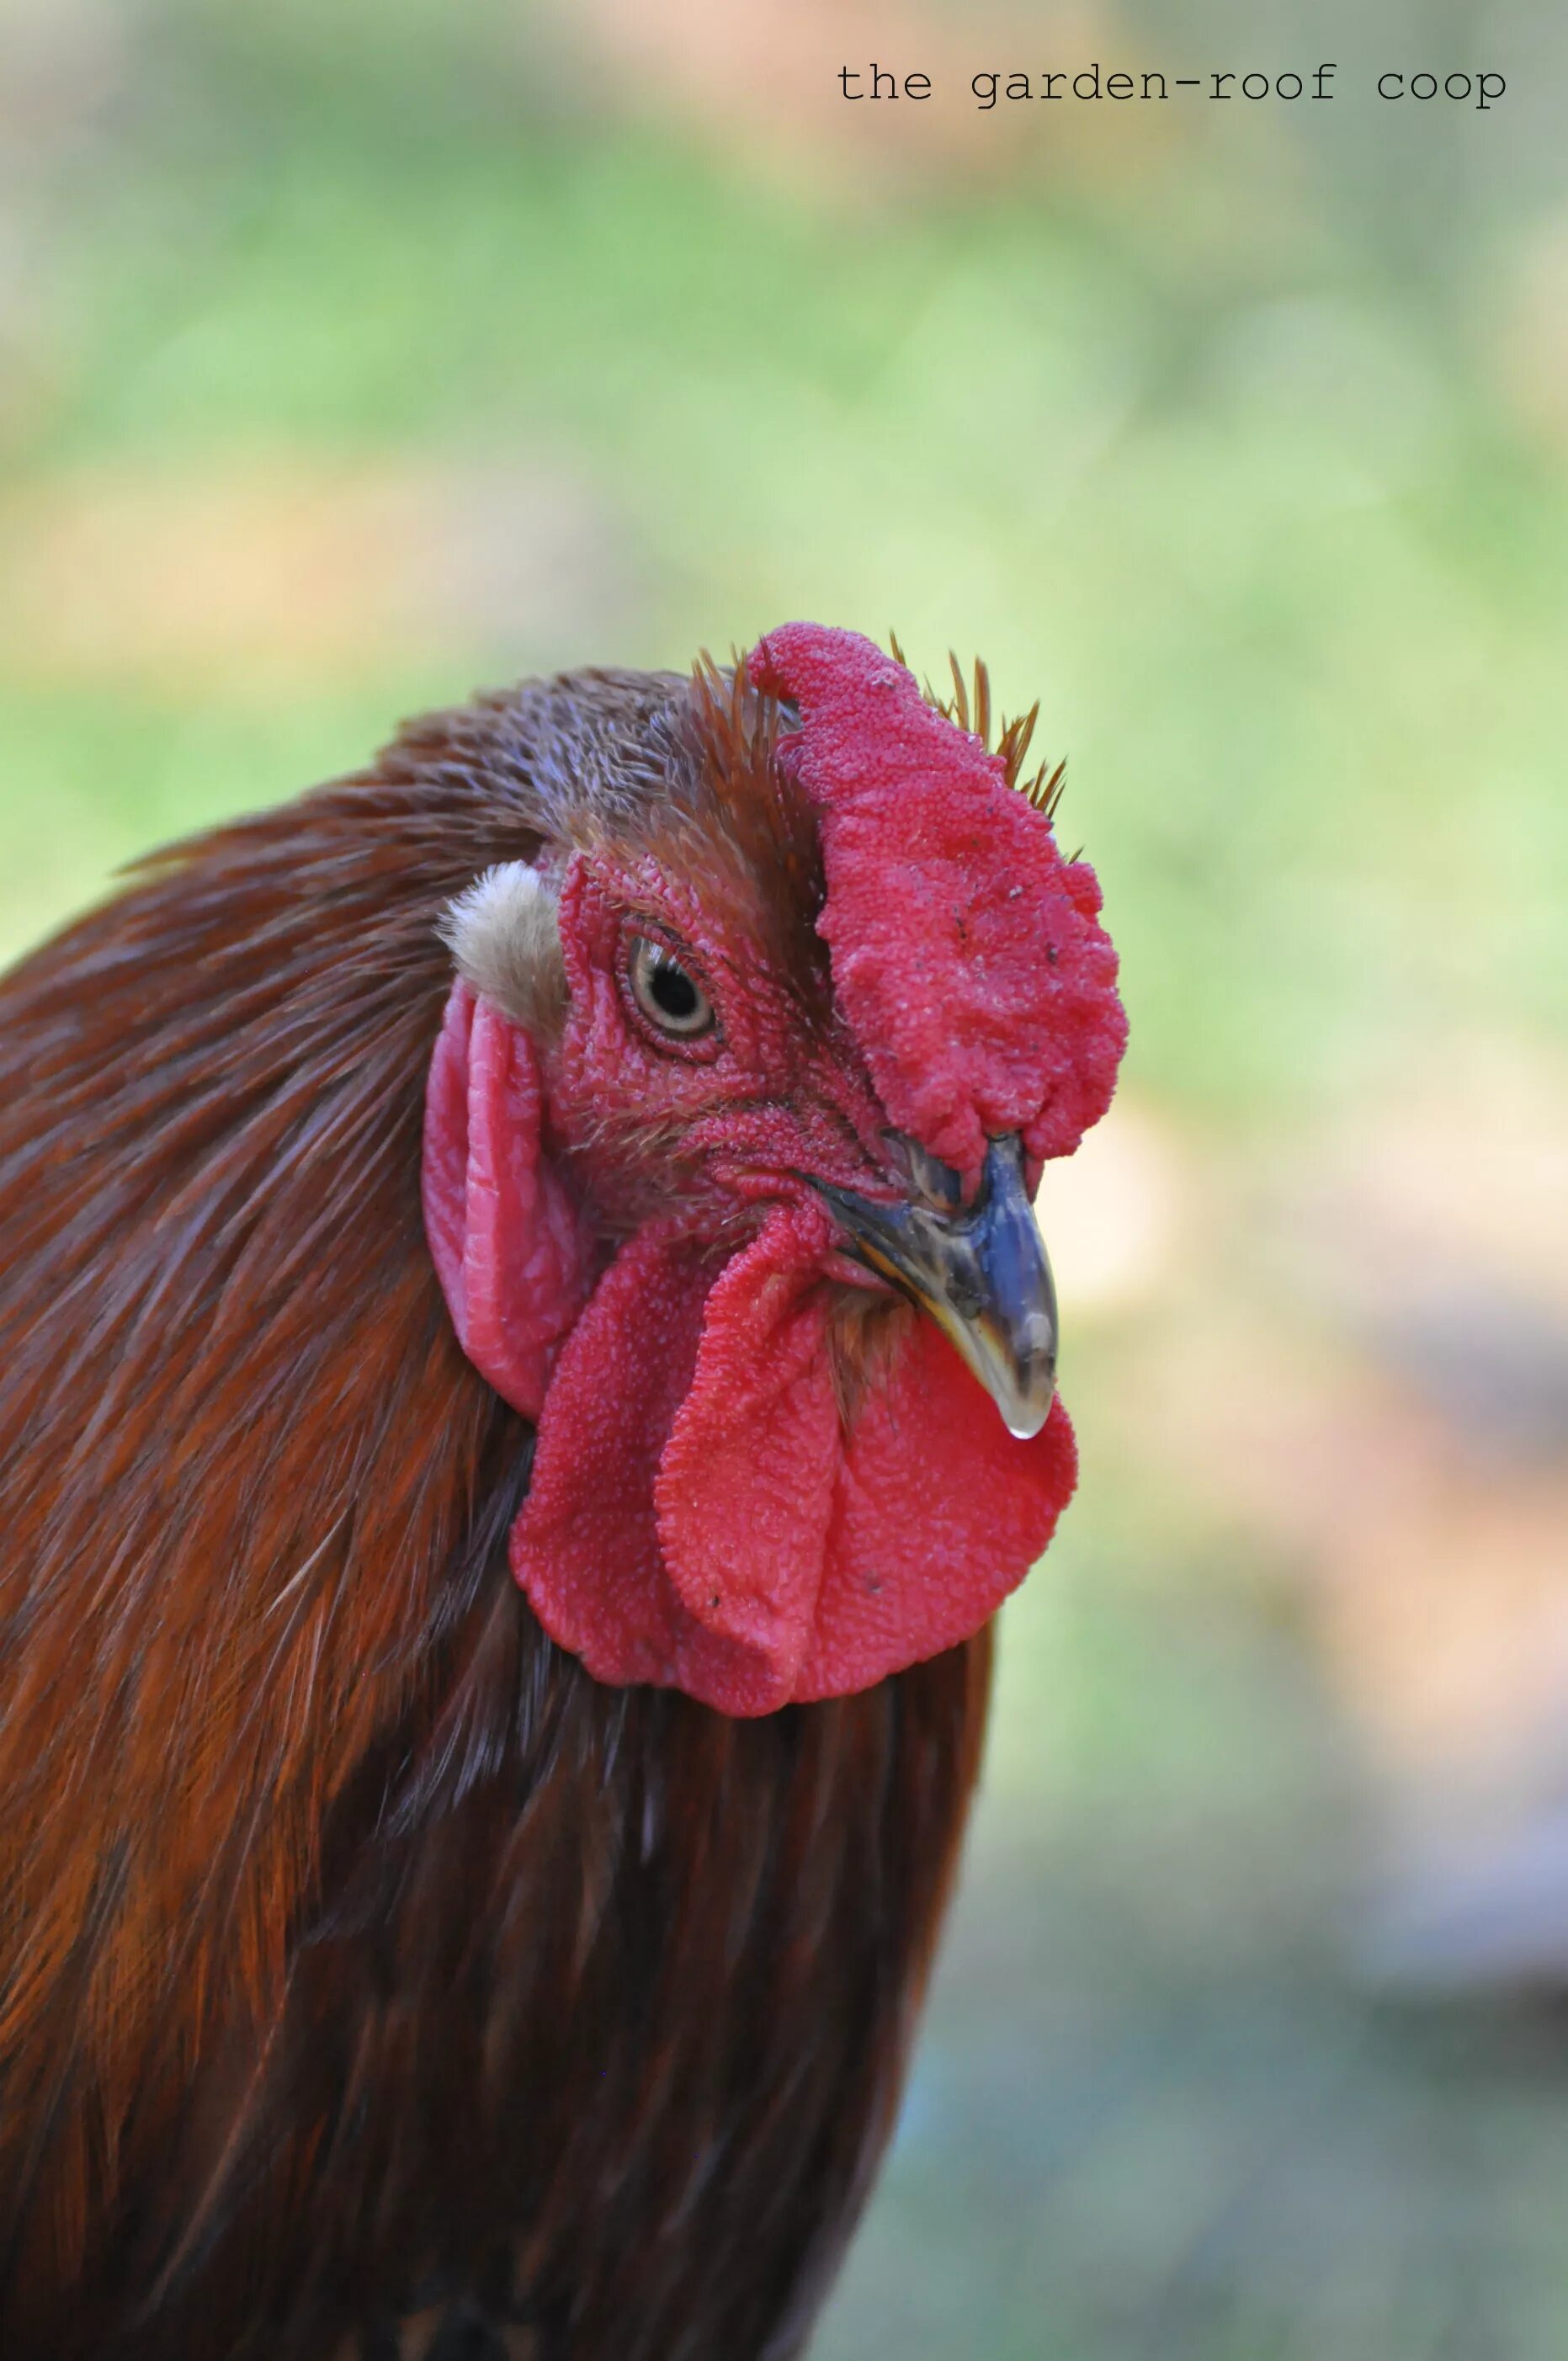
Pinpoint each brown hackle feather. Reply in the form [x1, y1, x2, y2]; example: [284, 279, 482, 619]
[0, 667, 991, 2359]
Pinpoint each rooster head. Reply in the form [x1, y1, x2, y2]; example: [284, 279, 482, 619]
[423, 623, 1126, 1714]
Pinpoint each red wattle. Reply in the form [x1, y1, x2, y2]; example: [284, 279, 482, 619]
[795, 1325, 1076, 1701]
[505, 1199, 1076, 1716]
[653, 1207, 840, 1670]
[508, 1225, 811, 1715]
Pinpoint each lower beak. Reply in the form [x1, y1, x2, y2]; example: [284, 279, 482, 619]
[814, 1132, 1058, 1440]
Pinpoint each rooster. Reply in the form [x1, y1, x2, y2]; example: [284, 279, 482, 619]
[0, 622, 1124, 2359]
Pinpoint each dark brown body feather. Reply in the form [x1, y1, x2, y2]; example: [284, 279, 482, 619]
[0, 678, 991, 2359]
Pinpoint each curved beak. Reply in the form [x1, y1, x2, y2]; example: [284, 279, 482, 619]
[813, 1132, 1058, 1440]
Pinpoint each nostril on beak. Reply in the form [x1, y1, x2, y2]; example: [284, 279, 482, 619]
[883, 1130, 966, 1216]
[945, 1274, 986, 1322]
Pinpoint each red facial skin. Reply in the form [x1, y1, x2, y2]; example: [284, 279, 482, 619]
[423, 625, 1124, 1717]
[543, 849, 896, 1249]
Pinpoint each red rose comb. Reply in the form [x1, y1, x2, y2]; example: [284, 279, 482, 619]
[747, 623, 1126, 1184]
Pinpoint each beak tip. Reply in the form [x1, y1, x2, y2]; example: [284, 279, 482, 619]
[996, 1375, 1055, 1442]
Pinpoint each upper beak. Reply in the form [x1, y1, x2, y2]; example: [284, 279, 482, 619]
[813, 1131, 1058, 1440]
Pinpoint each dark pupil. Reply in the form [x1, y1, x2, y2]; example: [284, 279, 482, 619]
[650, 956, 699, 1021]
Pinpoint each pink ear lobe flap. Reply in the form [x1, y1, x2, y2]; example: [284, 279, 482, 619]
[422, 978, 595, 1420]
[791, 1321, 1077, 1702]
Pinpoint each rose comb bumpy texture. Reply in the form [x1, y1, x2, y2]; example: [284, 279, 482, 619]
[423, 623, 1126, 1715]
[751, 623, 1126, 1178]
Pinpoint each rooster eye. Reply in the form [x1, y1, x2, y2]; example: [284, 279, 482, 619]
[627, 937, 715, 1040]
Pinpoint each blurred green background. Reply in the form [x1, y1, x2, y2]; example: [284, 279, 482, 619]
[3, 2, 1566, 2353]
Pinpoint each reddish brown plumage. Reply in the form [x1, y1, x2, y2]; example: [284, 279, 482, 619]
[0, 670, 991, 2358]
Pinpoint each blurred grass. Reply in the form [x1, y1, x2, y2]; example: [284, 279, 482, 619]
[6, 0, 1565, 1108]
[3, 2, 1568, 2354]
[826, 1513, 1568, 2361]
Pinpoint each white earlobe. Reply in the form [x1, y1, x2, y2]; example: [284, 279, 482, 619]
[439, 861, 567, 1038]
